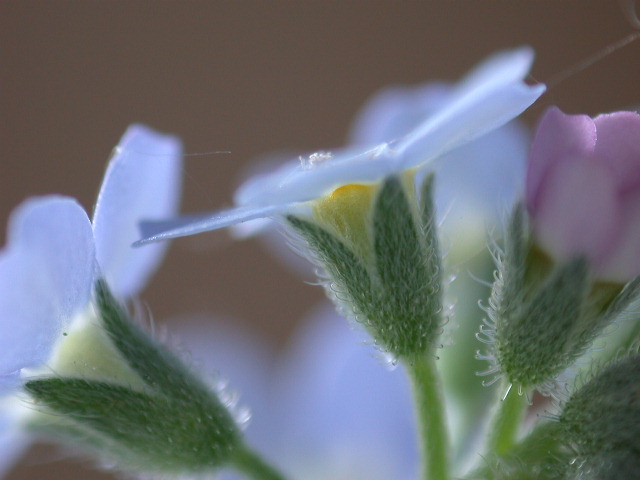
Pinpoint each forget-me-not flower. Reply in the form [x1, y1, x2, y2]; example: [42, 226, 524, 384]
[137, 47, 544, 245]
[0, 125, 182, 474]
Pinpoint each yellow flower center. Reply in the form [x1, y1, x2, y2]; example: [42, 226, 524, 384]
[312, 183, 379, 262]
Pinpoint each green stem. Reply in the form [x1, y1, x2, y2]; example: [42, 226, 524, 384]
[230, 445, 289, 480]
[406, 355, 449, 480]
[486, 381, 529, 456]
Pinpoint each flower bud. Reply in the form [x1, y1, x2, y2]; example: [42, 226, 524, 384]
[560, 354, 640, 479]
[287, 173, 444, 360]
[481, 205, 640, 390]
[526, 107, 640, 284]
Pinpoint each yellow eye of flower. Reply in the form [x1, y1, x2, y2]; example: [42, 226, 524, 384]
[313, 183, 379, 262]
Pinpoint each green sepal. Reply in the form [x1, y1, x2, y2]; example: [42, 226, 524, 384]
[371, 175, 443, 358]
[286, 214, 376, 317]
[24, 280, 244, 475]
[466, 421, 569, 480]
[25, 377, 241, 474]
[288, 174, 443, 359]
[489, 203, 531, 323]
[560, 354, 640, 480]
[494, 257, 589, 388]
[95, 279, 221, 403]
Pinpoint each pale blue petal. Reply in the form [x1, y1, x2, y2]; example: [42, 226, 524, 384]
[235, 144, 396, 207]
[93, 125, 182, 298]
[349, 48, 535, 150]
[0, 374, 19, 396]
[453, 46, 535, 94]
[273, 305, 417, 480]
[432, 119, 530, 232]
[395, 80, 544, 169]
[349, 83, 451, 146]
[0, 197, 95, 375]
[237, 48, 541, 209]
[136, 205, 286, 245]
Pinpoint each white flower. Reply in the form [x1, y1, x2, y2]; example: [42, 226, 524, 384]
[0, 125, 182, 470]
[137, 47, 544, 245]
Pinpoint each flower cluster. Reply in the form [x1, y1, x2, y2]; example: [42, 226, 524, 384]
[2, 45, 640, 480]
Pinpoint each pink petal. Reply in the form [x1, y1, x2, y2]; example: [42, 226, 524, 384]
[527, 107, 596, 213]
[593, 111, 640, 193]
[597, 189, 640, 282]
[532, 156, 620, 265]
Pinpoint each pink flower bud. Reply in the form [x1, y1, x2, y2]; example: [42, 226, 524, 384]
[526, 106, 640, 283]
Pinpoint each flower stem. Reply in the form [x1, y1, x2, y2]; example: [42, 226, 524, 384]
[406, 355, 449, 480]
[230, 445, 289, 480]
[486, 381, 529, 456]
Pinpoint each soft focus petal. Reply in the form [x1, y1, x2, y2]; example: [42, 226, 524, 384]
[273, 305, 417, 480]
[93, 125, 182, 297]
[432, 119, 529, 234]
[597, 189, 640, 282]
[0, 400, 30, 477]
[532, 156, 621, 264]
[526, 107, 596, 212]
[593, 111, 640, 192]
[349, 83, 451, 146]
[136, 204, 287, 245]
[0, 197, 95, 375]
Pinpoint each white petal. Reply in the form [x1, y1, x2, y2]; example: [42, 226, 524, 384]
[135, 204, 287, 245]
[0, 197, 95, 375]
[93, 125, 182, 298]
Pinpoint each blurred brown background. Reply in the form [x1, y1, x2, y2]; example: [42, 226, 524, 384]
[2, 1, 639, 479]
